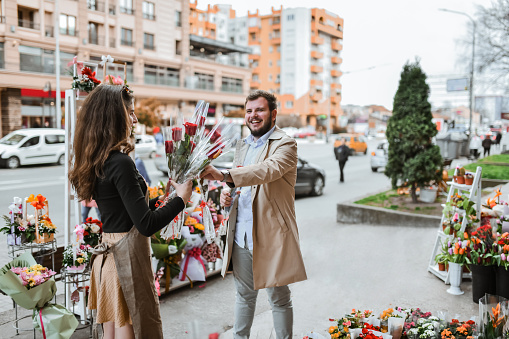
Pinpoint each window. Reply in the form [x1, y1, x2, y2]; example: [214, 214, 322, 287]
[175, 11, 182, 27]
[144, 33, 155, 50]
[121, 28, 133, 46]
[87, 0, 105, 12]
[175, 40, 182, 55]
[250, 32, 256, 41]
[194, 73, 214, 91]
[59, 14, 76, 36]
[221, 77, 243, 93]
[277, 46, 281, 53]
[287, 14, 294, 21]
[144, 65, 180, 86]
[142, 1, 155, 20]
[269, 46, 273, 53]
[0, 43, 4, 69]
[89, 22, 101, 45]
[269, 74, 272, 81]
[45, 135, 65, 144]
[269, 60, 272, 67]
[286, 101, 293, 108]
[90, 56, 134, 82]
[120, 0, 134, 14]
[19, 45, 53, 73]
[18, 6, 38, 29]
[252, 74, 259, 81]
[21, 136, 40, 148]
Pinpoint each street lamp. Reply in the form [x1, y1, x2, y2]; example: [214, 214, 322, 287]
[439, 8, 476, 138]
[43, 81, 52, 127]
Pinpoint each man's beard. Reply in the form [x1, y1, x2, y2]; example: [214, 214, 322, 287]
[248, 118, 273, 137]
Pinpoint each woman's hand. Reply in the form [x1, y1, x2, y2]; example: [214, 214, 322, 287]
[220, 187, 232, 207]
[170, 180, 193, 205]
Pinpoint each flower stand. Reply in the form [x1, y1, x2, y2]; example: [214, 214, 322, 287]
[447, 262, 464, 295]
[470, 264, 496, 303]
[7, 233, 26, 246]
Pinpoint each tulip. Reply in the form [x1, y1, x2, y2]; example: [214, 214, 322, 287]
[449, 248, 453, 255]
[502, 253, 506, 261]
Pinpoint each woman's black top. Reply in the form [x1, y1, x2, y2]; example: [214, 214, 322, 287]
[94, 151, 184, 236]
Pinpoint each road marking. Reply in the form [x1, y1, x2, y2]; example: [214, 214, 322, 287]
[0, 181, 64, 192]
[0, 180, 24, 185]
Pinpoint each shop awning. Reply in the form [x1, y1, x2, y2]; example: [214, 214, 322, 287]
[189, 35, 252, 55]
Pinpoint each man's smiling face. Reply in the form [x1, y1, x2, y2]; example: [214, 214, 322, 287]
[245, 97, 277, 140]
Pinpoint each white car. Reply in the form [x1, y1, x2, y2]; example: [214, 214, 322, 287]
[0, 128, 65, 169]
[135, 134, 157, 158]
[370, 140, 388, 172]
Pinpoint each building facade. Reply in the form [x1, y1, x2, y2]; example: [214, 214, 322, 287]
[0, 0, 251, 137]
[190, 2, 344, 130]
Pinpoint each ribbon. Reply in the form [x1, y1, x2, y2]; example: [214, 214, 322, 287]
[100, 55, 114, 66]
[180, 248, 206, 281]
[39, 309, 46, 339]
[67, 56, 84, 75]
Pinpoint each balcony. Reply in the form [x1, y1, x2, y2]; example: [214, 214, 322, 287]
[331, 83, 342, 90]
[248, 26, 259, 33]
[109, 37, 116, 48]
[332, 42, 342, 51]
[331, 56, 342, 64]
[143, 13, 155, 20]
[312, 21, 343, 39]
[121, 39, 134, 47]
[18, 19, 40, 30]
[272, 23, 281, 30]
[249, 54, 260, 61]
[311, 35, 324, 45]
[1, 16, 6, 23]
[109, 4, 116, 15]
[310, 65, 323, 73]
[89, 35, 105, 46]
[45, 25, 54, 37]
[331, 69, 342, 77]
[311, 50, 323, 59]
[250, 80, 261, 89]
[144, 44, 155, 51]
[310, 79, 323, 87]
[331, 96, 339, 104]
[88, 1, 105, 12]
[311, 92, 322, 101]
[60, 28, 79, 36]
[221, 85, 243, 93]
[120, 7, 134, 15]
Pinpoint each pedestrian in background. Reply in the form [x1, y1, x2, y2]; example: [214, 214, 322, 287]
[68, 85, 192, 339]
[334, 138, 350, 183]
[200, 90, 307, 339]
[495, 132, 502, 148]
[81, 199, 101, 222]
[468, 133, 481, 159]
[135, 155, 151, 186]
[482, 135, 492, 157]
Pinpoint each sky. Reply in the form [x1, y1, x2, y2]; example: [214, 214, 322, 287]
[204, 0, 491, 110]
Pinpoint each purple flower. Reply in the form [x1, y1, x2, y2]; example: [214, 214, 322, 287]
[502, 253, 506, 261]
[449, 248, 453, 255]
[448, 241, 451, 247]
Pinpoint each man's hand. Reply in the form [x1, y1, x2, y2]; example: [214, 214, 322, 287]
[220, 187, 232, 207]
[199, 165, 223, 181]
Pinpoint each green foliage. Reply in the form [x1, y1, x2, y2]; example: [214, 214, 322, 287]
[135, 97, 162, 127]
[478, 154, 509, 164]
[385, 60, 443, 202]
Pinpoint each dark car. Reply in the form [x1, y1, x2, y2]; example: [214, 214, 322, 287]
[210, 153, 325, 197]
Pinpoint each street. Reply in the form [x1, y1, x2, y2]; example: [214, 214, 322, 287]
[0, 139, 479, 338]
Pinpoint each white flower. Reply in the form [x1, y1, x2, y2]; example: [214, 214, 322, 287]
[409, 328, 419, 335]
[428, 316, 439, 321]
[90, 224, 100, 233]
[27, 215, 35, 224]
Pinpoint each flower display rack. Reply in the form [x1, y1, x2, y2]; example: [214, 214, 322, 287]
[61, 268, 93, 332]
[427, 166, 482, 284]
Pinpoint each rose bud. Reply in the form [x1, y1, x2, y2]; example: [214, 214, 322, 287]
[210, 130, 221, 143]
[184, 122, 198, 136]
[165, 140, 174, 154]
[172, 127, 182, 141]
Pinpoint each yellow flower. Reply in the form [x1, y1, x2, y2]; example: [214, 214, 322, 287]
[194, 223, 204, 231]
[77, 258, 84, 264]
[184, 217, 198, 226]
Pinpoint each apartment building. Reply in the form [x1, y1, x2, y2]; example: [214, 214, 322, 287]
[190, 2, 344, 129]
[0, 0, 251, 137]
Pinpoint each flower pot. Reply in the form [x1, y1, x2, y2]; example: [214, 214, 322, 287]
[447, 262, 464, 295]
[496, 266, 509, 299]
[470, 265, 496, 303]
[463, 265, 470, 273]
[420, 187, 437, 203]
[465, 177, 473, 185]
[438, 262, 446, 271]
[454, 176, 465, 184]
[388, 317, 405, 339]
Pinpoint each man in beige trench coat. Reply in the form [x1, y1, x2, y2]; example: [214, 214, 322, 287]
[200, 90, 307, 339]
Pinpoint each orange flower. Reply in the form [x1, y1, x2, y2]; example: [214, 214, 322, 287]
[459, 248, 465, 255]
[464, 232, 469, 239]
[494, 188, 502, 199]
[454, 248, 459, 255]
[329, 326, 336, 334]
[30, 194, 47, 210]
[490, 303, 503, 328]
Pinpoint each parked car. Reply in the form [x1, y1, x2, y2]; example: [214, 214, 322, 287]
[154, 148, 325, 196]
[370, 140, 388, 172]
[0, 128, 65, 169]
[334, 134, 368, 155]
[135, 134, 157, 158]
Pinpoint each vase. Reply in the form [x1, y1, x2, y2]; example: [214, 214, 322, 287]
[447, 262, 464, 295]
[215, 258, 223, 271]
[7, 234, 27, 246]
[496, 266, 509, 299]
[465, 177, 473, 185]
[388, 317, 405, 339]
[470, 264, 496, 303]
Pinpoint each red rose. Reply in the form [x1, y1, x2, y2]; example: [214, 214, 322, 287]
[210, 130, 221, 143]
[165, 140, 174, 154]
[184, 122, 198, 136]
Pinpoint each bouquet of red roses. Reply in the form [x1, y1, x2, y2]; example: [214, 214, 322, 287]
[159, 101, 238, 240]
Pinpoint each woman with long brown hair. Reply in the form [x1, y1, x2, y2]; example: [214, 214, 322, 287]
[69, 85, 192, 339]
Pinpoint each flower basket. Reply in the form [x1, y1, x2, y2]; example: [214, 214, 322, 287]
[35, 233, 54, 244]
[471, 264, 496, 303]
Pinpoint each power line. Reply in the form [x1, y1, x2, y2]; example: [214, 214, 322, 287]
[342, 63, 393, 75]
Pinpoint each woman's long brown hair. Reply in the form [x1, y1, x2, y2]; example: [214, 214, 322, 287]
[69, 85, 134, 201]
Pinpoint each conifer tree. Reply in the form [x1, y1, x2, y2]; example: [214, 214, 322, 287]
[385, 60, 443, 203]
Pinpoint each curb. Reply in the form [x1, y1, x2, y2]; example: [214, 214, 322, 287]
[337, 202, 441, 228]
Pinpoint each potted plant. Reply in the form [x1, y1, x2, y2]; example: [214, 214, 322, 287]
[453, 167, 465, 184]
[469, 224, 497, 303]
[444, 234, 471, 295]
[434, 251, 448, 271]
[494, 232, 509, 299]
[464, 172, 474, 186]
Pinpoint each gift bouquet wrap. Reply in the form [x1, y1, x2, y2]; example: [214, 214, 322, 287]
[159, 100, 239, 240]
[0, 252, 78, 339]
[478, 294, 509, 339]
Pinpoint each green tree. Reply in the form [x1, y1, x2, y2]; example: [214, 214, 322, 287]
[385, 60, 443, 203]
[135, 97, 161, 128]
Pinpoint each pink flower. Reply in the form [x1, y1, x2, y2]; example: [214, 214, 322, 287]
[502, 253, 507, 261]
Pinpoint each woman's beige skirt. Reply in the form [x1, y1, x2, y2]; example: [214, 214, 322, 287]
[88, 232, 132, 328]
